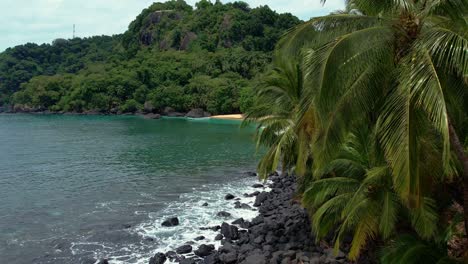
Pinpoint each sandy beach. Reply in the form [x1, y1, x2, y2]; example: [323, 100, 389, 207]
[210, 114, 244, 120]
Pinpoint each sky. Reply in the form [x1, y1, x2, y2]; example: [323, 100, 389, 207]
[0, 0, 345, 52]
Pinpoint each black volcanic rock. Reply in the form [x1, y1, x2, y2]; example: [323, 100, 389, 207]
[161, 217, 179, 227]
[149, 253, 166, 264]
[194, 244, 215, 257]
[176, 244, 192, 254]
[221, 222, 239, 240]
[224, 194, 235, 200]
[217, 211, 231, 218]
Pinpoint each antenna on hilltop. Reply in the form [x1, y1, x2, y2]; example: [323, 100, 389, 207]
[73, 24, 75, 38]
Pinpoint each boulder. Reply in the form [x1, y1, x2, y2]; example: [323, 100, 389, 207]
[244, 171, 257, 177]
[231, 218, 245, 226]
[194, 244, 215, 257]
[217, 211, 231, 218]
[144, 113, 161, 119]
[97, 260, 109, 264]
[194, 236, 205, 241]
[149, 252, 167, 264]
[252, 184, 264, 188]
[165, 251, 177, 260]
[161, 217, 179, 227]
[253, 192, 268, 207]
[200, 225, 221, 231]
[215, 234, 223, 240]
[163, 107, 175, 115]
[235, 203, 252, 210]
[185, 108, 210, 118]
[202, 202, 209, 206]
[221, 222, 239, 240]
[176, 245, 192, 254]
[225, 194, 235, 200]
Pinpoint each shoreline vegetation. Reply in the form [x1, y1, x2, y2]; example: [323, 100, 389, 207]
[0, 108, 245, 121]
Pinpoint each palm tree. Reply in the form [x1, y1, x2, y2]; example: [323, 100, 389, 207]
[244, 56, 315, 183]
[303, 125, 442, 260]
[283, 0, 467, 235]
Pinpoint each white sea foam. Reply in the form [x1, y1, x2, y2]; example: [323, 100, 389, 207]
[71, 176, 269, 264]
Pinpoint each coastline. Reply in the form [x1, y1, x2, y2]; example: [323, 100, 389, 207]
[0, 109, 245, 122]
[140, 174, 360, 264]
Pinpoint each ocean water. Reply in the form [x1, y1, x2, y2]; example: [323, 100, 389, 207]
[0, 114, 262, 263]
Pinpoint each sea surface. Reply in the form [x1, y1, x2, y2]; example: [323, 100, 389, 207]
[0, 114, 262, 264]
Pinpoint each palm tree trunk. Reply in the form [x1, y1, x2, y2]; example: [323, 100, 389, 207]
[448, 120, 468, 237]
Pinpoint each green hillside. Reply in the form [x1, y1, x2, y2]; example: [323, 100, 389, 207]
[0, 0, 300, 115]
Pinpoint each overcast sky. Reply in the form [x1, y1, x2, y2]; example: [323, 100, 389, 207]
[0, 0, 345, 51]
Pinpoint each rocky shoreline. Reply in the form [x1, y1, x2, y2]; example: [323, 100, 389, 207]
[0, 105, 212, 119]
[146, 174, 352, 264]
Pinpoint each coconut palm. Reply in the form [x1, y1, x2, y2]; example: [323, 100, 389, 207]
[282, 0, 467, 234]
[303, 125, 444, 260]
[244, 56, 315, 182]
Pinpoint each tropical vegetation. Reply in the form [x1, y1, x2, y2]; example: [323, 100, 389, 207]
[0, 0, 300, 115]
[248, 0, 467, 262]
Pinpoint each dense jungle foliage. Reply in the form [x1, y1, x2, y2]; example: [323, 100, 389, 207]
[0, 0, 300, 114]
[246, 0, 468, 262]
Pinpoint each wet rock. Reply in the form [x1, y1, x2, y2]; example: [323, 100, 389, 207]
[149, 252, 167, 264]
[244, 191, 260, 198]
[235, 203, 251, 210]
[217, 211, 231, 218]
[97, 260, 109, 264]
[215, 234, 223, 240]
[161, 217, 179, 227]
[253, 192, 268, 207]
[225, 194, 235, 200]
[200, 225, 221, 231]
[176, 245, 192, 254]
[165, 251, 177, 260]
[202, 202, 209, 206]
[194, 236, 205, 241]
[244, 171, 257, 177]
[231, 218, 245, 226]
[221, 222, 239, 240]
[252, 184, 264, 188]
[194, 244, 215, 257]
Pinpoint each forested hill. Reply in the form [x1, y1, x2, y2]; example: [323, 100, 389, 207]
[0, 0, 301, 115]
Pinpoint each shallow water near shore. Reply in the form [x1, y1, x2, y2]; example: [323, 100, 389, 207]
[0, 114, 260, 263]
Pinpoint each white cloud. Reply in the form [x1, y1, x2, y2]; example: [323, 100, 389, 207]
[0, 0, 345, 51]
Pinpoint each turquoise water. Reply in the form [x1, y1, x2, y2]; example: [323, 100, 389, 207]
[0, 114, 260, 263]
